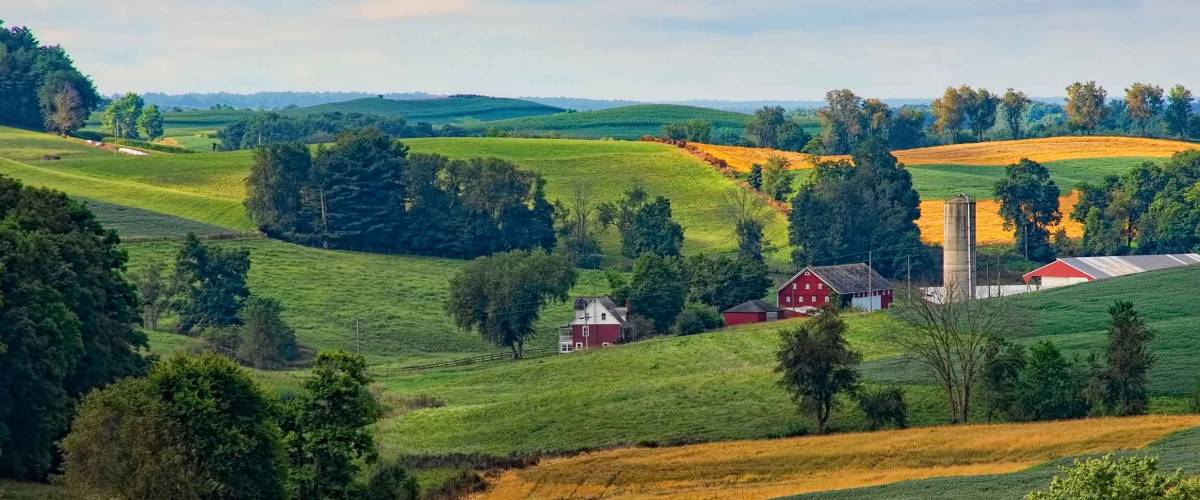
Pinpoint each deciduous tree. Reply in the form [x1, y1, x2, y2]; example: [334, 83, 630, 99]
[746, 106, 787, 148]
[993, 158, 1062, 262]
[1064, 81, 1108, 135]
[762, 155, 793, 201]
[172, 233, 251, 334]
[1001, 89, 1032, 140]
[932, 86, 968, 142]
[137, 104, 165, 139]
[1165, 84, 1194, 139]
[776, 306, 861, 433]
[102, 92, 145, 139]
[1125, 82, 1165, 136]
[42, 81, 85, 135]
[236, 297, 297, 370]
[610, 254, 685, 332]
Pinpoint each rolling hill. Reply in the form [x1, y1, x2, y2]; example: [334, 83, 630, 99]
[375, 264, 1200, 459]
[464, 104, 754, 139]
[288, 95, 564, 124]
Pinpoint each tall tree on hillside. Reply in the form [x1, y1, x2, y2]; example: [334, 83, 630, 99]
[313, 128, 408, 250]
[446, 251, 576, 357]
[1064, 81, 1109, 135]
[553, 183, 605, 268]
[1164, 84, 1194, 139]
[602, 187, 684, 259]
[789, 138, 926, 277]
[776, 119, 813, 152]
[102, 92, 145, 139]
[993, 158, 1062, 262]
[964, 87, 1000, 141]
[746, 106, 787, 148]
[137, 104, 165, 140]
[41, 81, 86, 135]
[236, 297, 297, 370]
[131, 261, 170, 331]
[684, 253, 771, 312]
[722, 188, 772, 262]
[1125, 83, 1165, 137]
[818, 89, 865, 154]
[889, 107, 926, 149]
[0, 22, 101, 130]
[931, 86, 968, 142]
[1001, 89, 1032, 140]
[1012, 341, 1089, 421]
[609, 254, 685, 332]
[762, 155, 794, 202]
[246, 143, 318, 240]
[172, 233, 251, 334]
[776, 305, 861, 434]
[861, 98, 893, 141]
[1092, 301, 1155, 416]
[0, 175, 147, 480]
[282, 350, 381, 499]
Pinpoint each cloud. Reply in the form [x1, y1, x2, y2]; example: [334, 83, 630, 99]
[349, 0, 471, 20]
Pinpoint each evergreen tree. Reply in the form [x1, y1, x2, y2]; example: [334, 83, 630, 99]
[684, 253, 770, 311]
[747, 164, 763, 191]
[789, 138, 926, 277]
[0, 22, 101, 130]
[1094, 301, 1155, 416]
[246, 142, 317, 240]
[236, 297, 297, 370]
[314, 128, 408, 250]
[993, 158, 1062, 262]
[172, 233, 251, 334]
[1013, 341, 1089, 421]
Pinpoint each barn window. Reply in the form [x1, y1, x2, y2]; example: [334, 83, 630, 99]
[602, 342, 611, 347]
[824, 296, 829, 302]
[804, 283, 811, 290]
[798, 296, 804, 303]
[785, 296, 791, 303]
[792, 283, 797, 290]
[817, 283, 823, 289]
[811, 296, 816, 302]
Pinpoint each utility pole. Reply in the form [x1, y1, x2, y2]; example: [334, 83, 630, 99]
[867, 251, 873, 312]
[354, 318, 362, 354]
[906, 254, 911, 303]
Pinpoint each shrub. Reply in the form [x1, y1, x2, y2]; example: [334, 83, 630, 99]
[623, 314, 658, 341]
[856, 386, 908, 430]
[1190, 378, 1200, 413]
[360, 461, 418, 500]
[1026, 454, 1200, 500]
[673, 302, 722, 335]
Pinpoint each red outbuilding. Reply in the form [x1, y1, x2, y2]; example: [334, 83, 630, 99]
[1023, 254, 1200, 289]
[721, 299, 781, 326]
[559, 297, 627, 353]
[778, 263, 893, 316]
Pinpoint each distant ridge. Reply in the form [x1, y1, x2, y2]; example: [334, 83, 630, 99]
[286, 95, 565, 124]
[465, 103, 754, 139]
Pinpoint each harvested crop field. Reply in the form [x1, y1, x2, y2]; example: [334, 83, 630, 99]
[892, 136, 1197, 166]
[688, 143, 831, 172]
[918, 192, 1082, 245]
[477, 415, 1200, 500]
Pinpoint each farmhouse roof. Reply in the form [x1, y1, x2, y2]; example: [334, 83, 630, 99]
[723, 299, 779, 314]
[780, 263, 892, 295]
[1024, 254, 1200, 281]
[573, 296, 627, 324]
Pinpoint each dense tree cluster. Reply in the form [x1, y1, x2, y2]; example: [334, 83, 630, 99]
[219, 111, 465, 150]
[817, 90, 926, 153]
[1071, 150, 1200, 255]
[661, 119, 712, 142]
[246, 129, 556, 258]
[788, 139, 928, 278]
[61, 351, 389, 499]
[0, 175, 147, 480]
[102, 93, 164, 139]
[993, 159, 1062, 262]
[0, 21, 101, 134]
[597, 186, 685, 259]
[745, 105, 812, 151]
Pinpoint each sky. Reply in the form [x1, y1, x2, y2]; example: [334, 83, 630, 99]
[4, 0, 1199, 101]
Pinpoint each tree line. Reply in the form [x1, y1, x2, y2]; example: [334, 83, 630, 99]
[218, 111, 468, 150]
[246, 128, 556, 258]
[0, 21, 100, 135]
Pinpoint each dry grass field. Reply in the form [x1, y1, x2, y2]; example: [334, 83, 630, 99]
[689, 143, 834, 172]
[891, 136, 1198, 166]
[918, 192, 1082, 245]
[478, 415, 1200, 500]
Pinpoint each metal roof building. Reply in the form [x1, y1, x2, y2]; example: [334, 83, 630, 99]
[1023, 254, 1200, 288]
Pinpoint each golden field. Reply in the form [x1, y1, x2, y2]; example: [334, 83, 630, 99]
[918, 192, 1082, 245]
[477, 415, 1200, 500]
[891, 136, 1198, 166]
[695, 136, 1197, 172]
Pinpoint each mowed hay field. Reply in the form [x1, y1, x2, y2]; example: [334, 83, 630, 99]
[892, 136, 1199, 166]
[689, 142, 828, 172]
[479, 415, 1200, 499]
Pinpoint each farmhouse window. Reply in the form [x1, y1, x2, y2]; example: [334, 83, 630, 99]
[602, 342, 611, 347]
[601, 313, 607, 320]
[582, 325, 589, 336]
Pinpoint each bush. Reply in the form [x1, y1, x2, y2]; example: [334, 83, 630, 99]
[856, 386, 908, 430]
[673, 302, 722, 335]
[360, 461, 418, 500]
[1190, 378, 1200, 413]
[623, 314, 657, 341]
[1026, 454, 1200, 499]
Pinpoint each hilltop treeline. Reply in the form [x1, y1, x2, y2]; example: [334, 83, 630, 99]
[246, 128, 556, 257]
[0, 21, 100, 134]
[139, 91, 435, 110]
[218, 111, 467, 150]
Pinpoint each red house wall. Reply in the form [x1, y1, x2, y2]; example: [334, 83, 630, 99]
[778, 271, 833, 309]
[571, 323, 621, 349]
[722, 311, 766, 326]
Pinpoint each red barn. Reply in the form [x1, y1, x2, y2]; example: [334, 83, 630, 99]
[559, 297, 627, 353]
[722, 299, 781, 326]
[778, 263, 893, 315]
[1023, 254, 1200, 288]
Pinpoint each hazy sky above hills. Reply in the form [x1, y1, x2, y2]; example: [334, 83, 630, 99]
[6, 0, 1198, 100]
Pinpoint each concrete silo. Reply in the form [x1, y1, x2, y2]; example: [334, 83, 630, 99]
[943, 193, 976, 302]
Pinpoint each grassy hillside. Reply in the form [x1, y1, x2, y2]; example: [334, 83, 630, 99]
[403, 137, 790, 260]
[467, 104, 752, 139]
[481, 415, 1200, 499]
[290, 95, 564, 124]
[376, 264, 1200, 458]
[125, 238, 610, 362]
[83, 109, 253, 151]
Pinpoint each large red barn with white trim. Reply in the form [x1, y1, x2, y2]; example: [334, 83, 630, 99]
[777, 263, 893, 315]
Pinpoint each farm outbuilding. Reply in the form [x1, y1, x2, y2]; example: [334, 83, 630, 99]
[559, 297, 627, 353]
[1023, 254, 1200, 288]
[721, 299, 781, 326]
[778, 263, 893, 315]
